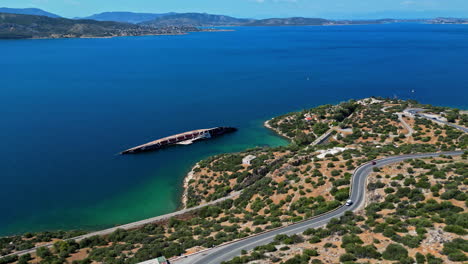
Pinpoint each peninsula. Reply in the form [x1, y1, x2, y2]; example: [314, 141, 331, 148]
[0, 98, 466, 264]
[0, 12, 209, 39]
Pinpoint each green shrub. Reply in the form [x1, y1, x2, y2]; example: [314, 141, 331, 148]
[443, 225, 467, 235]
[382, 243, 408, 261]
[339, 253, 356, 262]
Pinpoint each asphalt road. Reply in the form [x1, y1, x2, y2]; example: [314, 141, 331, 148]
[2, 191, 241, 258]
[3, 107, 465, 262]
[406, 108, 468, 133]
[177, 151, 465, 264]
[397, 113, 414, 137]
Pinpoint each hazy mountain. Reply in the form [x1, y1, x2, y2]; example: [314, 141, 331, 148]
[80, 11, 176, 24]
[140, 13, 406, 27]
[244, 17, 330, 26]
[141, 13, 253, 26]
[0, 12, 201, 39]
[427, 17, 468, 24]
[328, 10, 468, 20]
[0, 7, 60, 18]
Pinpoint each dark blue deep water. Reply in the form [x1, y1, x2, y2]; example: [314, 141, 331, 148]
[1, 23, 467, 235]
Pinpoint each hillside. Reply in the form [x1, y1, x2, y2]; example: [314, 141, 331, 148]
[244, 18, 412, 26]
[244, 17, 330, 26]
[141, 12, 253, 27]
[0, 98, 466, 264]
[0, 12, 203, 39]
[140, 14, 414, 27]
[226, 155, 467, 264]
[80, 11, 176, 24]
[427, 17, 468, 24]
[0, 7, 60, 18]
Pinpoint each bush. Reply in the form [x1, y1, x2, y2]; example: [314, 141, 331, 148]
[79, 235, 108, 248]
[339, 253, 356, 262]
[443, 225, 467, 235]
[36, 247, 52, 259]
[448, 252, 468, 262]
[382, 243, 408, 261]
[353, 245, 381, 259]
[0, 255, 18, 264]
[303, 248, 319, 257]
[17, 254, 32, 264]
[415, 252, 425, 264]
[426, 254, 443, 264]
[442, 238, 468, 262]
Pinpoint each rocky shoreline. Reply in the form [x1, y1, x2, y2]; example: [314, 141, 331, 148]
[180, 119, 291, 209]
[263, 118, 293, 140]
[27, 28, 230, 40]
[181, 163, 199, 208]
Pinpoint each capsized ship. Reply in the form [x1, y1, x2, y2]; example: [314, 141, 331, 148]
[121, 127, 237, 154]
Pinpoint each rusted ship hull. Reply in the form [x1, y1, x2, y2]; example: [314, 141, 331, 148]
[121, 127, 236, 154]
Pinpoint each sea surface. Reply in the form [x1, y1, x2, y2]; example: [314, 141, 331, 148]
[1, 23, 467, 236]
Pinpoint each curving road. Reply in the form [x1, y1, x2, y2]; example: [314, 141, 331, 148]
[406, 108, 468, 133]
[176, 151, 465, 264]
[397, 113, 414, 137]
[3, 107, 465, 262]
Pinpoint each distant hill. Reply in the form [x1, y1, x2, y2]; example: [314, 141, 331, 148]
[140, 13, 408, 27]
[80, 12, 176, 24]
[0, 13, 202, 39]
[244, 17, 330, 26]
[141, 13, 253, 27]
[427, 17, 468, 24]
[0, 7, 60, 18]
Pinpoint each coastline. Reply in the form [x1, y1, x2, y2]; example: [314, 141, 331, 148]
[263, 118, 293, 140]
[181, 163, 199, 208]
[5, 28, 232, 41]
[180, 118, 291, 209]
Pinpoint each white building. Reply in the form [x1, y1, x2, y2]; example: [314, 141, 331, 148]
[316, 147, 351, 159]
[242, 155, 256, 165]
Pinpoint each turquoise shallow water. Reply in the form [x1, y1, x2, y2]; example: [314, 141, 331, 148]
[1, 23, 467, 235]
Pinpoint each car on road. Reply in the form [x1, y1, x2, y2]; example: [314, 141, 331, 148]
[371, 161, 377, 165]
[345, 199, 353, 206]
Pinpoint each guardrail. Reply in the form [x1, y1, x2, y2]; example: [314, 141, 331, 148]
[170, 150, 465, 263]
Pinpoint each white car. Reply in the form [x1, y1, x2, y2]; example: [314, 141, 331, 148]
[345, 199, 353, 206]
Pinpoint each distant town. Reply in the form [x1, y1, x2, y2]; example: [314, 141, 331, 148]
[1, 7, 468, 39]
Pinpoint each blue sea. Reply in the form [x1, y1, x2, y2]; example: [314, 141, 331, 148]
[1, 23, 467, 236]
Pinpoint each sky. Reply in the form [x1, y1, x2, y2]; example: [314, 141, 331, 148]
[1, 0, 468, 19]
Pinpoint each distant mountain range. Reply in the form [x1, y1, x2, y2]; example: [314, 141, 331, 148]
[0, 12, 204, 39]
[141, 13, 253, 27]
[79, 11, 177, 24]
[1, 7, 468, 39]
[244, 17, 329, 26]
[94, 12, 468, 27]
[428, 17, 468, 24]
[140, 15, 413, 27]
[2, 7, 468, 26]
[0, 7, 60, 18]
